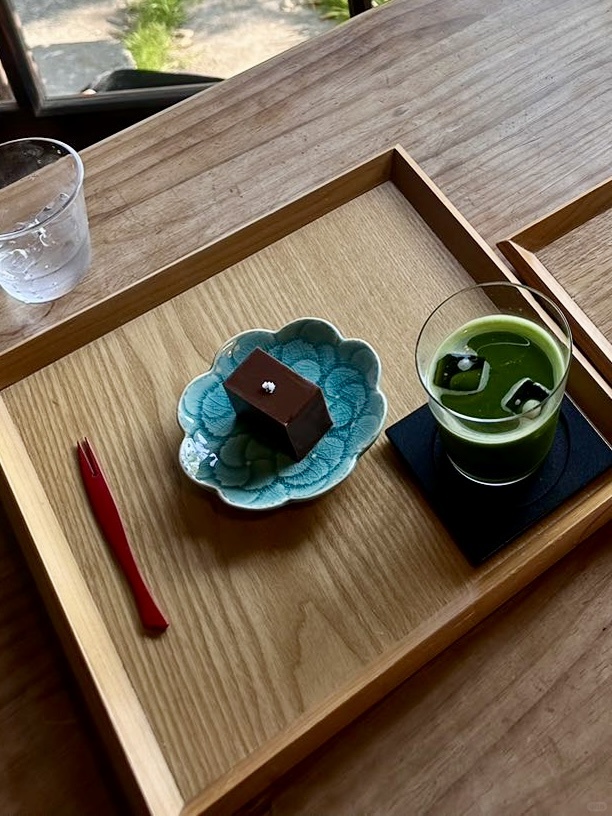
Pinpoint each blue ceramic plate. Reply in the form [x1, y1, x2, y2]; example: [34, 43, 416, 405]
[177, 318, 387, 510]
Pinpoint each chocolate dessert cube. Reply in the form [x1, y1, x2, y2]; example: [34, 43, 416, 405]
[223, 348, 333, 460]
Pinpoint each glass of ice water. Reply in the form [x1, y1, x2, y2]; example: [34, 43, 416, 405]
[415, 282, 572, 485]
[0, 138, 91, 303]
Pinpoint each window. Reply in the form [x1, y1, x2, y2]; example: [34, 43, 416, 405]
[0, 0, 369, 145]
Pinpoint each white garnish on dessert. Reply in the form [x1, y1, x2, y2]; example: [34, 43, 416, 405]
[261, 381, 276, 394]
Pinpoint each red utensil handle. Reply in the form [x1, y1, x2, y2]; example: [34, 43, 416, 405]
[85, 474, 169, 632]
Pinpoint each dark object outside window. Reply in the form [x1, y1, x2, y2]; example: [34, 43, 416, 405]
[0, 0, 370, 148]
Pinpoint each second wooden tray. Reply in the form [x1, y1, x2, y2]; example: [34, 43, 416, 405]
[0, 147, 611, 816]
[498, 176, 612, 387]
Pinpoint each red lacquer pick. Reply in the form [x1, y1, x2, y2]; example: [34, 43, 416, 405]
[76, 437, 169, 633]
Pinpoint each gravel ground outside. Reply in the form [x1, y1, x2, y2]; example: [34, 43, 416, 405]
[11, 0, 336, 95]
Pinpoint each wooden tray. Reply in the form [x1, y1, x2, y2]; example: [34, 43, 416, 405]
[1, 146, 611, 816]
[498, 176, 612, 387]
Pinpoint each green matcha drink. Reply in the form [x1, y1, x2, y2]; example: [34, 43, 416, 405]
[416, 284, 572, 485]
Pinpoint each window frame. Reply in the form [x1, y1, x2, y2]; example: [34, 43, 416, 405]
[0, 0, 221, 118]
[0, 0, 370, 134]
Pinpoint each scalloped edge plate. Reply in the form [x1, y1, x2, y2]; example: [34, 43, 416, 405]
[177, 318, 387, 510]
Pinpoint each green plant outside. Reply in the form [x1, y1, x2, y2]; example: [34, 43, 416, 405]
[315, 0, 349, 21]
[124, 22, 173, 70]
[134, 0, 187, 29]
[123, 0, 192, 70]
[315, 0, 392, 22]
[123, 0, 394, 71]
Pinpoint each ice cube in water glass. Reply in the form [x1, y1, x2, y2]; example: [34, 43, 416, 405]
[503, 378, 550, 417]
[433, 352, 487, 392]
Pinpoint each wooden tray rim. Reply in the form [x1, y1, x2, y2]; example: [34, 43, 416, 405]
[498, 175, 612, 387]
[1, 146, 611, 816]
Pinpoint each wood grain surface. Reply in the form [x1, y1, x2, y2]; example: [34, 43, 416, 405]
[3, 0, 612, 812]
[538, 218, 612, 345]
[244, 519, 612, 816]
[3, 167, 611, 813]
[498, 174, 612, 387]
[0, 502, 125, 816]
[8, 175, 609, 813]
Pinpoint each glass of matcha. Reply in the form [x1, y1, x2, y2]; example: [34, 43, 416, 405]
[416, 282, 572, 486]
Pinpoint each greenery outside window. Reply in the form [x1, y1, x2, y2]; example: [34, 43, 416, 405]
[0, 0, 371, 146]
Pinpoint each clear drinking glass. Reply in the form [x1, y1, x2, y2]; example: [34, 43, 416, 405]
[416, 282, 572, 486]
[0, 138, 91, 303]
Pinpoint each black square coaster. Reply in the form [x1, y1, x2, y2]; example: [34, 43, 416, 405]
[385, 397, 612, 566]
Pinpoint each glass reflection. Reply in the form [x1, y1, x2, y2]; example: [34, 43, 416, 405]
[0, 59, 14, 101]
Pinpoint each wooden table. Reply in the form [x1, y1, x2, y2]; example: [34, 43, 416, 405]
[2, 0, 612, 812]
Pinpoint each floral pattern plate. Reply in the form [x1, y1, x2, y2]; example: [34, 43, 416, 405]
[177, 318, 387, 510]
